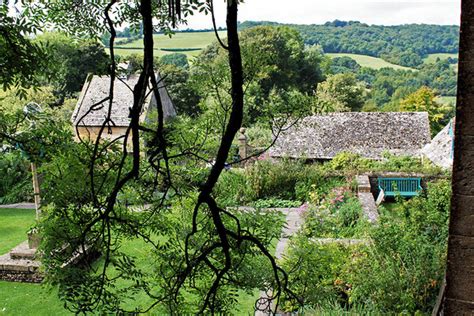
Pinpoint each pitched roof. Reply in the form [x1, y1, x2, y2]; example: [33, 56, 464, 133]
[71, 73, 176, 127]
[269, 112, 431, 160]
[421, 119, 454, 169]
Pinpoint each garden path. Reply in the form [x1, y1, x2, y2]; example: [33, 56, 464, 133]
[0, 203, 35, 209]
[248, 207, 304, 316]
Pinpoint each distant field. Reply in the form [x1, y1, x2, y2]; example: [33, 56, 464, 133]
[112, 31, 225, 59]
[423, 53, 458, 64]
[326, 53, 415, 71]
[436, 96, 456, 105]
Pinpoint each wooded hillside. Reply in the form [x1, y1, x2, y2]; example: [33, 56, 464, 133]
[239, 20, 459, 67]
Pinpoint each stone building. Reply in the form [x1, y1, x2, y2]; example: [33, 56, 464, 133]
[269, 112, 431, 160]
[421, 119, 455, 169]
[71, 73, 176, 141]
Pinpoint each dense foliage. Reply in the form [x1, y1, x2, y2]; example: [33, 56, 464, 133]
[240, 20, 459, 67]
[34, 33, 110, 99]
[192, 25, 325, 124]
[281, 179, 451, 314]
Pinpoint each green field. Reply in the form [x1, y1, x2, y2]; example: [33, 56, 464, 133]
[436, 96, 457, 105]
[326, 53, 415, 71]
[113, 31, 225, 59]
[423, 53, 458, 64]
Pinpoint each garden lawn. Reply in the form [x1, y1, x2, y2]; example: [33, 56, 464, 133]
[0, 208, 260, 315]
[326, 53, 415, 71]
[0, 281, 68, 316]
[0, 208, 35, 255]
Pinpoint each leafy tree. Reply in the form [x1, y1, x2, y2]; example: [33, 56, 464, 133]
[160, 52, 189, 68]
[316, 73, 366, 112]
[330, 56, 361, 74]
[1, 1, 298, 314]
[159, 63, 200, 116]
[34, 32, 109, 98]
[400, 86, 451, 135]
[0, 2, 48, 97]
[240, 21, 459, 68]
[194, 25, 325, 124]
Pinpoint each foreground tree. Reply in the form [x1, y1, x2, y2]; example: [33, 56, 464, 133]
[0, 0, 299, 313]
[443, 0, 474, 312]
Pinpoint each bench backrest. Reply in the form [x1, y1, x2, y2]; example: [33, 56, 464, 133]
[378, 177, 422, 197]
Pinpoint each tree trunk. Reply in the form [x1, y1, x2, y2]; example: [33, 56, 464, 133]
[443, 1, 474, 313]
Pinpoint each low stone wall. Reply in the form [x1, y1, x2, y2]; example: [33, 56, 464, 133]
[0, 253, 42, 283]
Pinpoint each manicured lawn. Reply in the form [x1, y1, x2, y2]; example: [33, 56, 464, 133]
[0, 208, 35, 255]
[0, 208, 261, 315]
[0, 282, 68, 316]
[326, 53, 415, 71]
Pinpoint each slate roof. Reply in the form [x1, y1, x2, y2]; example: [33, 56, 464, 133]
[269, 112, 431, 160]
[421, 119, 454, 169]
[71, 73, 176, 127]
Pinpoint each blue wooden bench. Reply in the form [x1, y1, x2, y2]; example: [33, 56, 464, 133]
[378, 177, 422, 197]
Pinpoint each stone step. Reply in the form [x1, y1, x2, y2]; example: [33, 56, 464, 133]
[9, 241, 37, 260]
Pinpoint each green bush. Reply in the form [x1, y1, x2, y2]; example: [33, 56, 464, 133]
[281, 180, 450, 314]
[245, 160, 343, 202]
[214, 170, 250, 207]
[280, 238, 355, 312]
[303, 194, 367, 239]
[251, 198, 301, 208]
[344, 180, 450, 313]
[0, 152, 32, 204]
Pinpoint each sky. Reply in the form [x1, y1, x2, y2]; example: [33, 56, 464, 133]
[182, 0, 461, 29]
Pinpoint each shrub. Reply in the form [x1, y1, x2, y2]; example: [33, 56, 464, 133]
[303, 194, 366, 239]
[214, 170, 250, 207]
[0, 151, 32, 204]
[280, 238, 355, 311]
[251, 198, 301, 208]
[344, 180, 450, 313]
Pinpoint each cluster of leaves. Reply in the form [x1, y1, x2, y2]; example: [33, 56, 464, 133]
[240, 20, 459, 68]
[34, 32, 110, 99]
[0, 152, 32, 204]
[325, 151, 446, 175]
[400, 86, 452, 136]
[303, 191, 367, 239]
[315, 73, 366, 112]
[280, 179, 451, 314]
[0, 2, 49, 96]
[214, 160, 348, 207]
[39, 186, 286, 313]
[191, 25, 325, 125]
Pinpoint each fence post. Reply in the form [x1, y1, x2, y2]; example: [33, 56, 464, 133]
[238, 127, 248, 161]
[31, 162, 41, 220]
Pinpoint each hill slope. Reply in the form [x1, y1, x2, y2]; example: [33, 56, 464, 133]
[239, 21, 459, 68]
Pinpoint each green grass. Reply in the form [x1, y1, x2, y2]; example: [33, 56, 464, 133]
[0, 282, 68, 316]
[0, 208, 264, 315]
[113, 31, 225, 59]
[0, 208, 35, 255]
[326, 53, 415, 71]
[423, 53, 458, 64]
